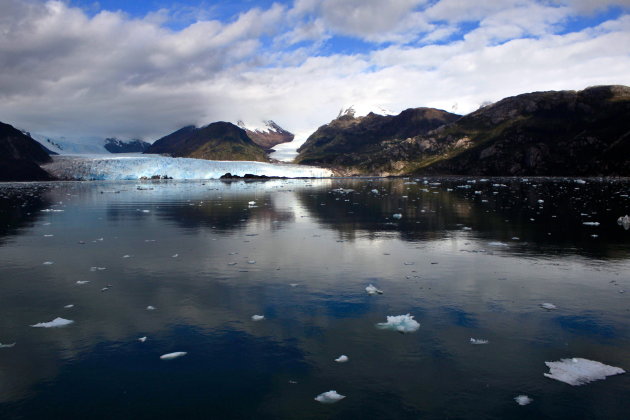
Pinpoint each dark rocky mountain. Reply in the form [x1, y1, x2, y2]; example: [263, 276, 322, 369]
[0, 121, 54, 181]
[236, 120, 294, 151]
[407, 85, 630, 176]
[295, 107, 461, 173]
[104, 138, 151, 153]
[144, 122, 269, 162]
[297, 86, 630, 176]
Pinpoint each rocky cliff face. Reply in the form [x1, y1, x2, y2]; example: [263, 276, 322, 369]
[104, 138, 151, 153]
[296, 86, 630, 176]
[236, 120, 294, 151]
[294, 107, 461, 174]
[144, 122, 269, 162]
[0, 121, 54, 181]
[408, 85, 630, 176]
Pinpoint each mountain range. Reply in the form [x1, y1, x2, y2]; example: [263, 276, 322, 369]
[1, 85, 629, 181]
[296, 85, 630, 176]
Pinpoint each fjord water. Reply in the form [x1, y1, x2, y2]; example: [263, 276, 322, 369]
[0, 178, 629, 419]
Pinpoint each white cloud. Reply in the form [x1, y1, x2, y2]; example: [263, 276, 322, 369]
[0, 0, 628, 147]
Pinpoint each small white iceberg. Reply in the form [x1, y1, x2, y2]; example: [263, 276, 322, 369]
[76, 280, 89, 285]
[544, 358, 624, 386]
[0, 342, 16, 348]
[488, 241, 508, 247]
[334, 355, 349, 363]
[540, 303, 557, 310]
[160, 351, 187, 360]
[514, 395, 533, 405]
[252, 315, 265, 321]
[617, 215, 630, 230]
[376, 314, 420, 333]
[31, 317, 74, 328]
[314, 390, 346, 404]
[392, 213, 403, 220]
[365, 284, 383, 295]
[146, 306, 156, 311]
[582, 222, 600, 226]
[470, 338, 489, 345]
[138, 336, 147, 343]
[64, 304, 74, 309]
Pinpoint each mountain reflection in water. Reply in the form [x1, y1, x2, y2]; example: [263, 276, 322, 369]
[0, 178, 628, 420]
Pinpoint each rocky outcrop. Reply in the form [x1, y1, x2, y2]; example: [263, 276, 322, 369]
[0, 121, 54, 181]
[144, 122, 269, 162]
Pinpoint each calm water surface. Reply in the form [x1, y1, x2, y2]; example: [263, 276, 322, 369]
[0, 177, 629, 419]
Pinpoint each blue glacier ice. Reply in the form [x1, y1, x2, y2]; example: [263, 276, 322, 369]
[43, 155, 333, 180]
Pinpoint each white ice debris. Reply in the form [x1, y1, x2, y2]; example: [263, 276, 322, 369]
[43, 155, 333, 180]
[540, 303, 557, 310]
[76, 280, 89, 284]
[252, 315, 265, 321]
[31, 317, 74, 328]
[64, 304, 74, 309]
[544, 358, 625, 386]
[43, 261, 54, 265]
[470, 338, 489, 344]
[365, 284, 383, 295]
[146, 306, 156, 310]
[376, 314, 420, 333]
[335, 355, 349, 363]
[582, 222, 600, 226]
[488, 241, 508, 247]
[138, 336, 147, 342]
[392, 213, 403, 220]
[160, 352, 187, 360]
[617, 215, 630, 230]
[371, 189, 379, 194]
[514, 395, 533, 406]
[314, 390, 346, 404]
[0, 342, 16, 348]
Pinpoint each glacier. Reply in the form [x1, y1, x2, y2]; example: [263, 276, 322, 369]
[43, 155, 333, 180]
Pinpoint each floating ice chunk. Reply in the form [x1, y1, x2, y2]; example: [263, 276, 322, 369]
[376, 314, 420, 333]
[582, 222, 600, 226]
[371, 189, 379, 194]
[43, 261, 54, 265]
[64, 304, 74, 309]
[365, 284, 383, 295]
[514, 395, 533, 405]
[470, 338, 489, 344]
[146, 305, 156, 310]
[314, 390, 346, 404]
[172, 254, 179, 258]
[392, 213, 402, 220]
[138, 336, 147, 342]
[76, 280, 89, 284]
[334, 355, 349, 363]
[252, 315, 265, 321]
[123, 254, 131, 258]
[160, 352, 187, 360]
[544, 358, 625, 386]
[0, 342, 16, 348]
[575, 179, 586, 184]
[31, 317, 74, 328]
[289, 283, 299, 287]
[537, 200, 544, 204]
[540, 303, 557, 310]
[488, 241, 508, 247]
[617, 215, 630, 230]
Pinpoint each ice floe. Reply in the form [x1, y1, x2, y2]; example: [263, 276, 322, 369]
[544, 358, 625, 386]
[376, 314, 420, 333]
[582, 222, 600, 226]
[334, 355, 349, 363]
[470, 338, 489, 345]
[365, 284, 383, 295]
[540, 303, 557, 310]
[617, 215, 630, 230]
[0, 342, 16, 348]
[514, 395, 533, 405]
[138, 336, 147, 342]
[31, 317, 74, 328]
[314, 390, 346, 404]
[146, 306, 156, 310]
[160, 352, 187, 360]
[392, 213, 403, 220]
[252, 315, 265, 321]
[64, 304, 74, 309]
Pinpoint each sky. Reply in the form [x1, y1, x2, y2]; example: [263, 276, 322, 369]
[0, 0, 629, 144]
